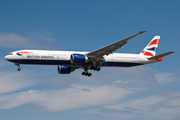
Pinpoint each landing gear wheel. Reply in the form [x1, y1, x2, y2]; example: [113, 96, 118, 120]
[97, 67, 101, 71]
[85, 72, 88, 76]
[90, 66, 93, 70]
[82, 72, 85, 75]
[88, 73, 92, 77]
[18, 68, 21, 71]
[90, 66, 101, 71]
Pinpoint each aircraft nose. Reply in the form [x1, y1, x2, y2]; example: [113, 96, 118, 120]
[4, 55, 9, 60]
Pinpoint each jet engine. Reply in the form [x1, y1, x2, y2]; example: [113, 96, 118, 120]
[57, 65, 74, 74]
[70, 54, 88, 64]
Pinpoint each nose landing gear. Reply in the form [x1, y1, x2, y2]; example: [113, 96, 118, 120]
[15, 63, 21, 71]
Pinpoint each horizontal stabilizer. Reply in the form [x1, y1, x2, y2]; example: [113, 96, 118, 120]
[148, 51, 175, 60]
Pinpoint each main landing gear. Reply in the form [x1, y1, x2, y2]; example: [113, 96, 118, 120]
[90, 66, 101, 71]
[81, 66, 101, 77]
[82, 71, 92, 77]
[15, 63, 21, 71]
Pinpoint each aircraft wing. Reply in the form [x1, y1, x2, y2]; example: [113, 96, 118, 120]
[86, 30, 147, 58]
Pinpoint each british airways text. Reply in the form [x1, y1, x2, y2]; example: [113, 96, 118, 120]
[27, 55, 54, 59]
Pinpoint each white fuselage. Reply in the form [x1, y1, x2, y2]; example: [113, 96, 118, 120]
[4, 50, 156, 67]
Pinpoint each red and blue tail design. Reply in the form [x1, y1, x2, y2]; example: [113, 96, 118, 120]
[140, 36, 160, 57]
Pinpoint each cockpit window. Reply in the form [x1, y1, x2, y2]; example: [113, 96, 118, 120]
[9, 53, 13, 55]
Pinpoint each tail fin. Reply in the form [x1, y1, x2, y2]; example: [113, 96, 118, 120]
[139, 36, 160, 57]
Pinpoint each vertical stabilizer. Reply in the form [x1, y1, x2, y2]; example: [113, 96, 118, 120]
[139, 36, 160, 57]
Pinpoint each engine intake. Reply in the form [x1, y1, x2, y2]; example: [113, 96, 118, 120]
[57, 65, 74, 74]
[70, 54, 88, 64]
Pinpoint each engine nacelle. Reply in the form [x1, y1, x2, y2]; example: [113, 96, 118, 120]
[70, 54, 88, 64]
[57, 65, 74, 74]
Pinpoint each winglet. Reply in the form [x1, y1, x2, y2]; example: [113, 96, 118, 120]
[139, 30, 147, 34]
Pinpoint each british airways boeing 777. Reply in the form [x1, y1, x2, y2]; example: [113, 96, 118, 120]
[4, 31, 175, 77]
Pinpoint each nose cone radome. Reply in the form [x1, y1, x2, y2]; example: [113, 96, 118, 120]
[4, 55, 10, 60]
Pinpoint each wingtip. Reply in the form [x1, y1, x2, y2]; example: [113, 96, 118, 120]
[171, 51, 176, 53]
[139, 30, 147, 34]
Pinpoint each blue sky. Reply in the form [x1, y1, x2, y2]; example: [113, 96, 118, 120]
[0, 0, 180, 120]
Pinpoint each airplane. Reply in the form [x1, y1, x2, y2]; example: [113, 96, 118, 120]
[4, 30, 175, 77]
